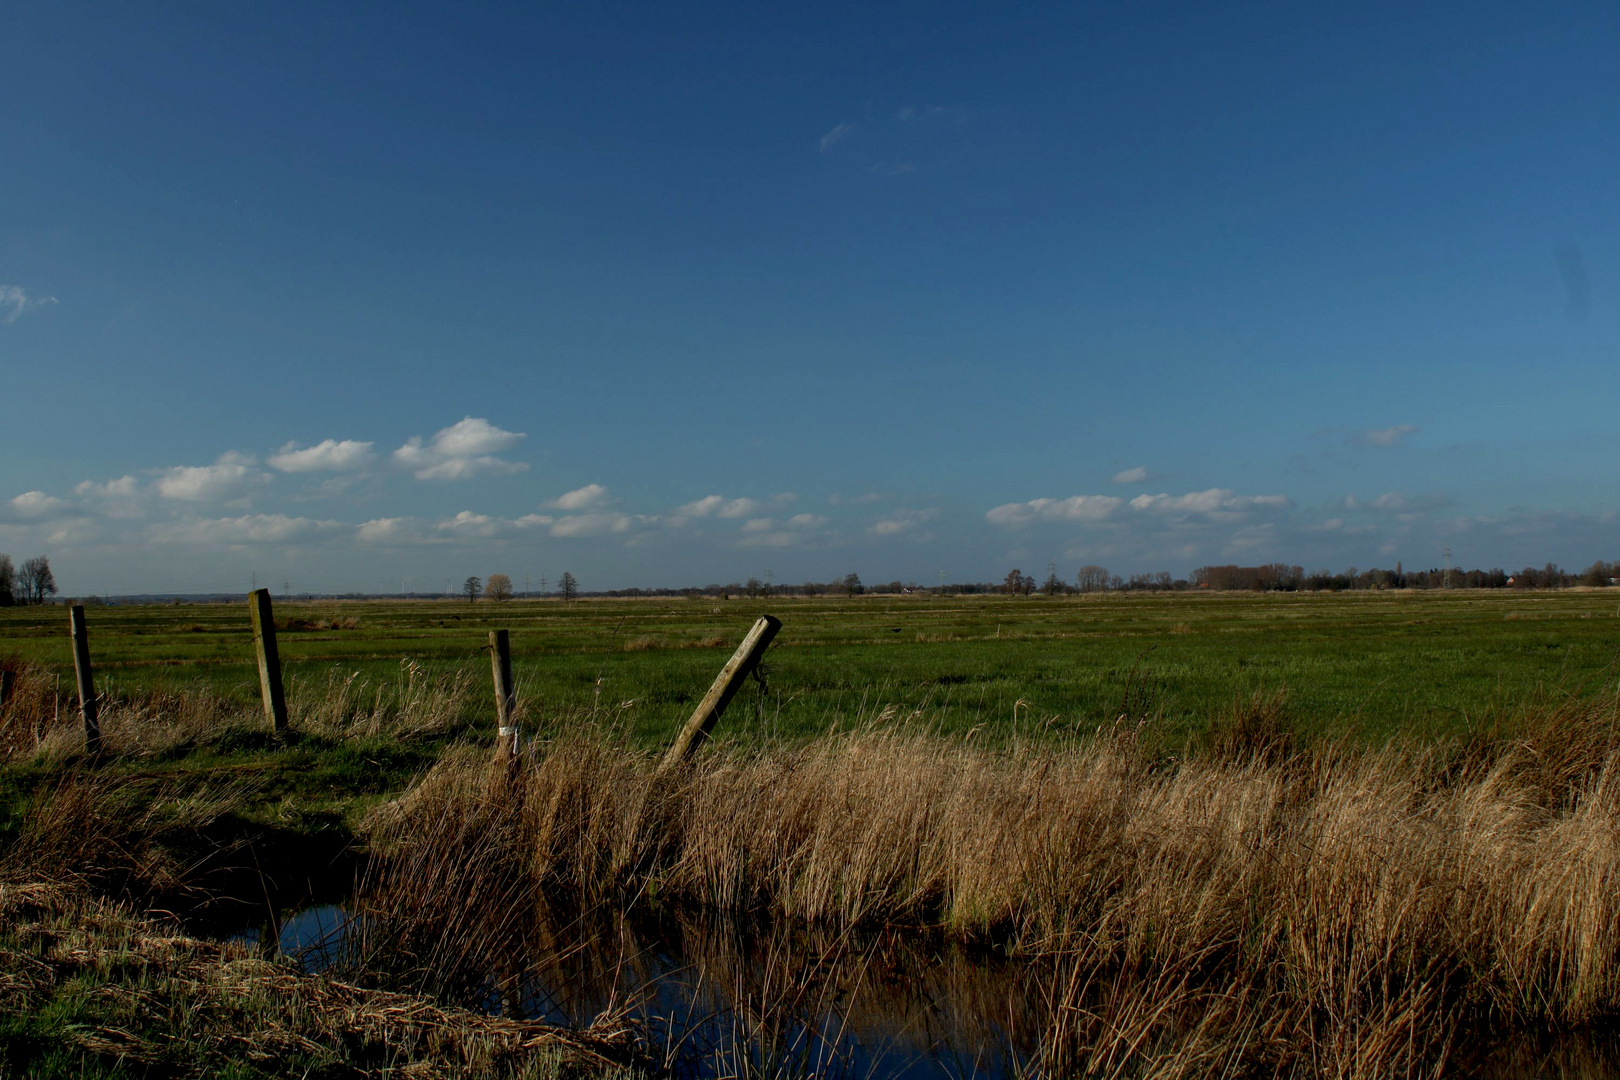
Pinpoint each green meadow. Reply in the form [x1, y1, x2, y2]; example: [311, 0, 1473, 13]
[4, 589, 1617, 746]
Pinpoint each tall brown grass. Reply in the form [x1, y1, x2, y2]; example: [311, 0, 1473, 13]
[361, 690, 1620, 1077]
[0, 657, 481, 762]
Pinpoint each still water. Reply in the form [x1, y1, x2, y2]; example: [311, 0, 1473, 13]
[228, 897, 1620, 1080]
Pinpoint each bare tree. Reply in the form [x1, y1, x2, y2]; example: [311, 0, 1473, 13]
[840, 572, 862, 597]
[483, 573, 513, 602]
[0, 553, 13, 607]
[558, 572, 578, 602]
[463, 576, 482, 602]
[1003, 568, 1023, 595]
[17, 556, 55, 606]
[1076, 565, 1110, 593]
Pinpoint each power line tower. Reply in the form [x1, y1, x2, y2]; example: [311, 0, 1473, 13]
[938, 569, 946, 595]
[539, 575, 548, 596]
[1443, 547, 1453, 589]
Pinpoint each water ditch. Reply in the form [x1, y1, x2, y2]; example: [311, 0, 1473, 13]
[199, 880, 1620, 1080]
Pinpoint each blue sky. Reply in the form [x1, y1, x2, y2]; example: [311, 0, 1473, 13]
[2, 2, 1616, 593]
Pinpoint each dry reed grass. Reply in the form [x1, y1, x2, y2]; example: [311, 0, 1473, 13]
[361, 690, 1620, 1077]
[0, 880, 641, 1077]
[0, 656, 480, 762]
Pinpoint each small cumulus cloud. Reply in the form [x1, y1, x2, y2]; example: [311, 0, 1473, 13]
[155, 453, 269, 502]
[673, 495, 762, 520]
[544, 484, 610, 511]
[9, 491, 67, 518]
[73, 476, 144, 518]
[986, 495, 1124, 527]
[268, 439, 374, 472]
[548, 512, 636, 538]
[393, 417, 527, 480]
[1129, 490, 1290, 517]
[1110, 466, 1152, 484]
[435, 511, 504, 539]
[75, 476, 140, 499]
[0, 285, 57, 324]
[989, 489, 1288, 528]
[356, 517, 422, 543]
[870, 507, 941, 536]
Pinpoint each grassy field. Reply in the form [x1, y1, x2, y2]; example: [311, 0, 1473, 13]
[5, 589, 1620, 1077]
[4, 589, 1619, 745]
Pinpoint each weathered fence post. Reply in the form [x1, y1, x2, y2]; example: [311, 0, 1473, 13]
[489, 629, 517, 757]
[0, 670, 13, 709]
[247, 588, 289, 732]
[69, 605, 101, 755]
[660, 614, 781, 770]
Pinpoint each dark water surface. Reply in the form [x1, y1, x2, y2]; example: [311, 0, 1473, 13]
[208, 891, 1620, 1080]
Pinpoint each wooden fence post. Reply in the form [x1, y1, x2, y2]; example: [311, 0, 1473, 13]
[247, 589, 289, 732]
[0, 670, 13, 709]
[660, 614, 781, 770]
[489, 629, 517, 756]
[69, 605, 101, 755]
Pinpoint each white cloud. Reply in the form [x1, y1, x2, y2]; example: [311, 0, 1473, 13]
[75, 476, 140, 498]
[986, 495, 1124, 527]
[151, 514, 338, 544]
[0, 285, 57, 324]
[1129, 490, 1290, 517]
[548, 512, 635, 538]
[435, 511, 505, 538]
[9, 491, 67, 517]
[1355, 424, 1419, 448]
[1338, 491, 1454, 518]
[871, 507, 941, 536]
[675, 495, 724, 518]
[1111, 466, 1152, 484]
[545, 484, 610, 511]
[828, 492, 882, 506]
[356, 517, 421, 543]
[268, 439, 374, 472]
[393, 417, 527, 480]
[742, 518, 776, 532]
[673, 495, 762, 520]
[819, 122, 853, 153]
[155, 453, 269, 502]
[786, 513, 829, 529]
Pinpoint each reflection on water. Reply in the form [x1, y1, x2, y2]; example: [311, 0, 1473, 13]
[494, 901, 1044, 1079]
[245, 893, 1620, 1079]
[229, 903, 357, 973]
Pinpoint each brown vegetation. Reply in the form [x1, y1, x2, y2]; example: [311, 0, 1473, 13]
[0, 881, 640, 1077]
[361, 691, 1620, 1077]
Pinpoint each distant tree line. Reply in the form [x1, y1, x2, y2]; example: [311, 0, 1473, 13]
[0, 553, 56, 606]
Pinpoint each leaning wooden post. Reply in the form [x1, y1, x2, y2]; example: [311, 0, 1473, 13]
[0, 670, 13, 709]
[69, 605, 101, 755]
[247, 588, 289, 732]
[489, 629, 517, 757]
[660, 615, 781, 770]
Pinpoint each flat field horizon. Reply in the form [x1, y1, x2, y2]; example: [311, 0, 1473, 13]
[4, 588, 1616, 745]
